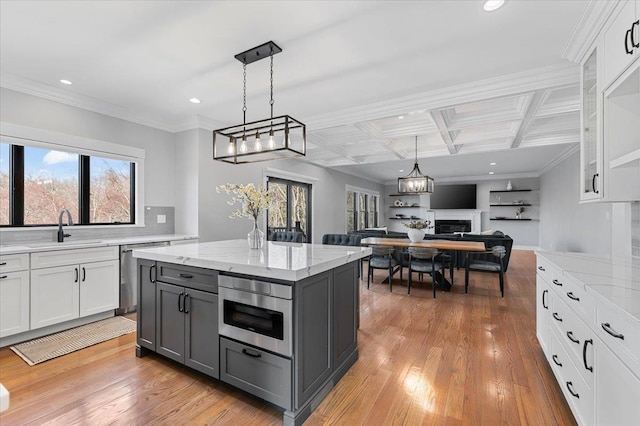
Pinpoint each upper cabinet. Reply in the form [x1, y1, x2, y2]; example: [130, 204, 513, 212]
[578, 0, 640, 203]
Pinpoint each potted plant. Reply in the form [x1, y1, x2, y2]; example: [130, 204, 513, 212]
[404, 219, 433, 242]
[515, 206, 525, 219]
[216, 183, 272, 249]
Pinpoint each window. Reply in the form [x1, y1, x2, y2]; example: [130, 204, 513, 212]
[0, 141, 135, 227]
[267, 178, 312, 242]
[346, 187, 379, 232]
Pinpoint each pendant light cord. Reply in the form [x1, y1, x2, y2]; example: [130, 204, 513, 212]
[414, 135, 418, 164]
[242, 62, 247, 126]
[270, 49, 274, 119]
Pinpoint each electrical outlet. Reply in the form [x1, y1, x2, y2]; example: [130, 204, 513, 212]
[157, 214, 166, 224]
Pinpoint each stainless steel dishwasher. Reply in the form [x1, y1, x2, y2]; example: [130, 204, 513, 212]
[118, 241, 170, 314]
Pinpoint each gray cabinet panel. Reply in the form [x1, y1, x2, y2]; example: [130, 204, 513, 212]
[156, 282, 185, 363]
[294, 271, 332, 408]
[157, 262, 218, 293]
[137, 259, 156, 351]
[333, 262, 358, 367]
[220, 337, 292, 410]
[184, 288, 219, 378]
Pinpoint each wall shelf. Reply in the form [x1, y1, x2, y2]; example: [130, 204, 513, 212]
[389, 217, 423, 220]
[489, 189, 532, 193]
[489, 203, 532, 207]
[389, 205, 422, 208]
[490, 218, 532, 221]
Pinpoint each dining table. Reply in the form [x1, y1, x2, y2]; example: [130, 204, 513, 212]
[360, 237, 487, 291]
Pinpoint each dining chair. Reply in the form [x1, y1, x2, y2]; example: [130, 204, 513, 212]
[407, 247, 443, 298]
[464, 245, 506, 297]
[367, 246, 399, 292]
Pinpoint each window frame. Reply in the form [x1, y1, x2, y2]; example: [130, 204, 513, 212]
[0, 123, 145, 229]
[345, 185, 379, 233]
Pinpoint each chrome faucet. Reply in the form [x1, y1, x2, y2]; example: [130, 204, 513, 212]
[57, 208, 73, 242]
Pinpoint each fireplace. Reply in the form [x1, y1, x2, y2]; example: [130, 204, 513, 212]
[435, 219, 472, 234]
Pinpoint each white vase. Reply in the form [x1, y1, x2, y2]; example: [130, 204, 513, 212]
[247, 219, 265, 249]
[506, 180, 513, 191]
[407, 228, 425, 243]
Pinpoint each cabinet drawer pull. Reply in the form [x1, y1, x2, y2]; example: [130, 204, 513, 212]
[0, 275, 7, 279]
[583, 339, 593, 373]
[242, 348, 262, 358]
[566, 331, 580, 344]
[178, 292, 184, 312]
[552, 279, 563, 287]
[566, 381, 579, 399]
[179, 273, 194, 279]
[552, 354, 562, 367]
[537, 266, 545, 271]
[552, 312, 563, 322]
[566, 292, 580, 301]
[601, 322, 624, 340]
[542, 289, 548, 309]
[150, 264, 156, 283]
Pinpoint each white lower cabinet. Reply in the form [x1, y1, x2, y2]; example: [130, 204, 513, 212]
[79, 260, 119, 317]
[30, 265, 80, 329]
[0, 270, 30, 337]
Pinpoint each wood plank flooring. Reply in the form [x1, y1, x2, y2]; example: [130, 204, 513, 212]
[0, 250, 576, 425]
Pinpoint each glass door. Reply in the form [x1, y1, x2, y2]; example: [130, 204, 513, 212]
[267, 178, 312, 242]
[580, 46, 603, 201]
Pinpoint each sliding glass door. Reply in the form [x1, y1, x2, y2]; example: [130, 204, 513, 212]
[267, 178, 312, 242]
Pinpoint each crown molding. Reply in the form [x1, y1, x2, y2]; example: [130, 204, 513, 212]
[304, 63, 580, 131]
[538, 144, 580, 176]
[562, 0, 619, 63]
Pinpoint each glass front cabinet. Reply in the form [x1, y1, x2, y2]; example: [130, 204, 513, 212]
[580, 45, 604, 202]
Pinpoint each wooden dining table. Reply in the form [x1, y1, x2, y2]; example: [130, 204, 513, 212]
[360, 237, 487, 291]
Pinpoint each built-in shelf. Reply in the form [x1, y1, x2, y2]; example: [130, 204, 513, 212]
[489, 189, 532, 193]
[489, 203, 532, 207]
[389, 205, 422, 208]
[490, 218, 533, 221]
[389, 217, 424, 220]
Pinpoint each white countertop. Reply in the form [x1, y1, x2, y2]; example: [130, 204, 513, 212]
[537, 251, 640, 322]
[0, 234, 198, 255]
[132, 239, 372, 282]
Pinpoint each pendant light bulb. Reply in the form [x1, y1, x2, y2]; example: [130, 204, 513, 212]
[227, 137, 236, 154]
[254, 130, 262, 151]
[240, 135, 247, 153]
[268, 129, 275, 149]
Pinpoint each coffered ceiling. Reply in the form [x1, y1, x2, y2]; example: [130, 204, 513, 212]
[0, 0, 591, 184]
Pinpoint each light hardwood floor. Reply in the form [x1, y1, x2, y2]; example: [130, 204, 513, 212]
[0, 250, 575, 425]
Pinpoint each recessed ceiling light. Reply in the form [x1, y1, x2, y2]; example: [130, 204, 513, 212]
[399, 169, 404, 173]
[484, 0, 505, 12]
[398, 116, 404, 119]
[489, 171, 495, 175]
[490, 162, 496, 166]
[189, 98, 201, 104]
[60, 79, 72, 85]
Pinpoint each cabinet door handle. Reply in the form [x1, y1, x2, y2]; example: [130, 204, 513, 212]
[150, 264, 156, 283]
[537, 266, 545, 271]
[179, 273, 193, 279]
[183, 293, 190, 314]
[82, 267, 86, 282]
[552, 354, 562, 367]
[632, 20, 639, 49]
[0, 262, 6, 266]
[566, 292, 580, 302]
[567, 331, 580, 344]
[566, 381, 579, 399]
[626, 28, 634, 54]
[542, 289, 548, 309]
[552, 279, 563, 287]
[583, 339, 593, 373]
[75, 267, 79, 283]
[601, 322, 624, 340]
[178, 292, 184, 312]
[592, 173, 599, 194]
[552, 312, 563, 322]
[242, 348, 262, 358]
[0, 275, 7, 279]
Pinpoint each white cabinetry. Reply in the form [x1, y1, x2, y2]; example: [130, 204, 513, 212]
[603, 0, 638, 86]
[0, 254, 30, 338]
[536, 252, 640, 426]
[30, 247, 118, 330]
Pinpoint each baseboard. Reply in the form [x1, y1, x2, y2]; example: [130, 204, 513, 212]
[512, 245, 540, 251]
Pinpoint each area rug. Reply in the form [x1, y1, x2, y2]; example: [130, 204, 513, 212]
[10, 316, 136, 366]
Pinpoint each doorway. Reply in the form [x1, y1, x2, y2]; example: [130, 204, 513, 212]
[267, 177, 312, 242]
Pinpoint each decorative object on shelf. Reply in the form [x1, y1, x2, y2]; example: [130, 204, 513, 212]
[398, 135, 434, 194]
[216, 183, 272, 249]
[213, 41, 305, 164]
[394, 199, 405, 206]
[515, 206, 525, 219]
[395, 213, 405, 218]
[404, 219, 433, 243]
[506, 180, 513, 191]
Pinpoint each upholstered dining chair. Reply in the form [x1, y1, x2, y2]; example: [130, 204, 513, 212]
[367, 245, 399, 292]
[268, 231, 304, 243]
[407, 247, 443, 298]
[321, 234, 363, 276]
[464, 245, 506, 297]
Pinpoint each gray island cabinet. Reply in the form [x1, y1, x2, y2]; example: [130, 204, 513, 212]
[133, 239, 371, 426]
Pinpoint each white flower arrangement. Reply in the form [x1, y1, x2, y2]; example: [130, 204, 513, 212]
[403, 219, 433, 230]
[216, 183, 272, 222]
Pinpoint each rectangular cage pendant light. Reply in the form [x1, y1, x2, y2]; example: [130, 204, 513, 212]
[397, 135, 434, 194]
[213, 41, 306, 164]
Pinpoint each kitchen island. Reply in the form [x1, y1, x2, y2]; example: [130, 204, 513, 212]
[132, 239, 371, 426]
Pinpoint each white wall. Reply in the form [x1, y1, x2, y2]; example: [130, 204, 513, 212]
[539, 151, 612, 254]
[0, 88, 177, 207]
[174, 129, 199, 235]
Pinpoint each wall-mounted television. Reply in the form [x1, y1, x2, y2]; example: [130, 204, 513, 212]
[429, 184, 477, 209]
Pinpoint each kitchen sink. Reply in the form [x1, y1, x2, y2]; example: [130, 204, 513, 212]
[25, 239, 104, 248]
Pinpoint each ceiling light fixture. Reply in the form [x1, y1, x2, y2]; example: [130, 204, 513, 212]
[189, 98, 201, 104]
[483, 0, 505, 12]
[60, 79, 72, 85]
[398, 116, 405, 119]
[490, 162, 496, 166]
[213, 41, 306, 164]
[398, 136, 434, 194]
[489, 171, 495, 175]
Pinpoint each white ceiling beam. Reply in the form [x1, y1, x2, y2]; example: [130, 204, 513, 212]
[510, 90, 547, 149]
[429, 110, 458, 155]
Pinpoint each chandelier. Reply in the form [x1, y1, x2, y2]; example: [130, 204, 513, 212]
[213, 41, 306, 164]
[397, 135, 434, 194]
